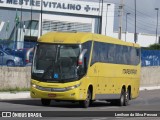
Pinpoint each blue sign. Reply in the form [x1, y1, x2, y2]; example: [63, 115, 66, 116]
[54, 73, 59, 79]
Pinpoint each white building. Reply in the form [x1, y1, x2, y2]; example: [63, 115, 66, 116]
[0, 0, 158, 48]
[113, 32, 158, 47]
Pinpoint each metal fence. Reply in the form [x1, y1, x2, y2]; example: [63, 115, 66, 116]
[0, 41, 36, 66]
[1, 41, 160, 67]
[141, 49, 160, 67]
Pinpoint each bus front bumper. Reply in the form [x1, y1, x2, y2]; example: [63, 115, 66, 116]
[30, 87, 85, 100]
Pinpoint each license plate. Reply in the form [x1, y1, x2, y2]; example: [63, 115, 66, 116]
[48, 94, 56, 97]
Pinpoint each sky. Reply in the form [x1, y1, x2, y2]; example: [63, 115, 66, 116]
[79, 0, 160, 35]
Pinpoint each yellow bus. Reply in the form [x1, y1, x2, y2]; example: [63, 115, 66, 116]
[30, 32, 141, 108]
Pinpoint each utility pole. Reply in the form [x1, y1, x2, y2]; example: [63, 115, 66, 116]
[30, 3, 32, 38]
[118, 0, 124, 40]
[155, 8, 159, 43]
[99, 0, 103, 34]
[105, 4, 111, 36]
[125, 13, 130, 41]
[40, 0, 43, 36]
[20, 5, 22, 41]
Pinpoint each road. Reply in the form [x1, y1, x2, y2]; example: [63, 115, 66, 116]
[0, 90, 160, 120]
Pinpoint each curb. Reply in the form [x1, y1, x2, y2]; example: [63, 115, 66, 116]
[0, 86, 160, 100]
[0, 92, 30, 100]
[139, 86, 160, 91]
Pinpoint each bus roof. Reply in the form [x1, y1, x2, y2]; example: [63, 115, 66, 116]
[38, 32, 140, 47]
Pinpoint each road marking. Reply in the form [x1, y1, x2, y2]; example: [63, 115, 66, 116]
[92, 117, 108, 120]
[100, 107, 120, 109]
[115, 117, 124, 119]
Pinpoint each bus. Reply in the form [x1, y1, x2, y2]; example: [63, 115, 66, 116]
[30, 32, 141, 108]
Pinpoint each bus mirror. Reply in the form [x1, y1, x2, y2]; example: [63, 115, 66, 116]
[78, 49, 87, 66]
[26, 47, 34, 63]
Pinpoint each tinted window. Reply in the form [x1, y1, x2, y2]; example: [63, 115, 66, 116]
[82, 41, 92, 67]
[91, 42, 100, 65]
[91, 41, 140, 65]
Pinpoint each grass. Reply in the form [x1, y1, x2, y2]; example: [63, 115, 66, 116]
[0, 87, 30, 93]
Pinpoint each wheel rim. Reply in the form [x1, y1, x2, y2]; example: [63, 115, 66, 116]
[120, 90, 125, 106]
[125, 91, 129, 105]
[120, 94, 124, 106]
[7, 61, 14, 66]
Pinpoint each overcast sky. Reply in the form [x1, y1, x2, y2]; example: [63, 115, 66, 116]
[79, 0, 160, 35]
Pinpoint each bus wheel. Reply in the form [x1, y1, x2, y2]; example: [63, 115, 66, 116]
[41, 99, 51, 106]
[124, 90, 129, 106]
[119, 89, 125, 106]
[79, 89, 91, 108]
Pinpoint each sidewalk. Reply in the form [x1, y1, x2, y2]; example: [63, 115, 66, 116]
[0, 86, 160, 100]
[0, 92, 30, 100]
[139, 85, 160, 91]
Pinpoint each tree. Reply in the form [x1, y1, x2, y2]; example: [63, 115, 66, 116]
[148, 43, 160, 50]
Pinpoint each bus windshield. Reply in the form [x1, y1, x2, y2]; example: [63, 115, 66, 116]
[32, 43, 81, 83]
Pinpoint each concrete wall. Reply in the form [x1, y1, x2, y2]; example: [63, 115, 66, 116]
[0, 66, 160, 89]
[0, 67, 31, 89]
[141, 66, 160, 86]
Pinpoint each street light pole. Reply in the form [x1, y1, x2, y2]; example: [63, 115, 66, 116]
[118, 0, 124, 40]
[105, 4, 111, 36]
[99, 0, 103, 34]
[155, 8, 159, 43]
[20, 4, 22, 41]
[30, 2, 32, 38]
[134, 0, 137, 43]
[125, 13, 130, 41]
[40, 0, 43, 36]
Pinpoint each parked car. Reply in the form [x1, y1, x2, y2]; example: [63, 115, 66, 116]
[16, 48, 34, 66]
[0, 50, 23, 66]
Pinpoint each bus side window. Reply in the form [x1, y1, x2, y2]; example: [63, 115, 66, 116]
[122, 46, 130, 65]
[82, 41, 92, 67]
[108, 44, 115, 63]
[99, 43, 106, 62]
[135, 48, 140, 65]
[130, 48, 140, 65]
[130, 47, 137, 65]
[116, 45, 123, 64]
[91, 42, 99, 65]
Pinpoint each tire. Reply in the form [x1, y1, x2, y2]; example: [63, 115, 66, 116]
[118, 89, 125, 106]
[7, 60, 15, 66]
[41, 99, 51, 106]
[79, 89, 91, 108]
[124, 90, 129, 106]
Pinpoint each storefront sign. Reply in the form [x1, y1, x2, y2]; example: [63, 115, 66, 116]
[0, 0, 101, 15]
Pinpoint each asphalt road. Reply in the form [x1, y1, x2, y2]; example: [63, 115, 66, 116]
[0, 90, 160, 120]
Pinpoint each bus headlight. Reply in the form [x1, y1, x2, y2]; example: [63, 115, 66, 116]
[65, 83, 81, 91]
[31, 83, 36, 88]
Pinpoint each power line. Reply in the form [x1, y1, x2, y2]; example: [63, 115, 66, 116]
[127, 20, 157, 33]
[126, 16, 157, 30]
[124, 11, 157, 29]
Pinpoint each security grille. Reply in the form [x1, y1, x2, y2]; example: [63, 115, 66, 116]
[42, 20, 92, 33]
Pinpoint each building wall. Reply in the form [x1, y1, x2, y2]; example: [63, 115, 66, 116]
[0, 0, 158, 47]
[0, 0, 115, 41]
[112, 32, 157, 47]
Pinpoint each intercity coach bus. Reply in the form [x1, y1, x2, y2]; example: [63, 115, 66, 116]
[30, 32, 141, 108]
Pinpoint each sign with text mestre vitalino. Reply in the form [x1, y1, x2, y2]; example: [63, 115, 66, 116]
[0, 0, 101, 16]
